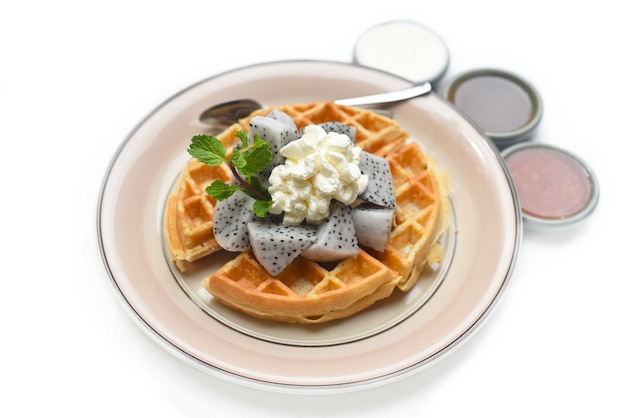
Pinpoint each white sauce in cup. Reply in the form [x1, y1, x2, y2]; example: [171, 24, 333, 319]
[354, 21, 449, 84]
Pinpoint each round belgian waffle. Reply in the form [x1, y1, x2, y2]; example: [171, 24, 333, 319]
[165, 102, 449, 323]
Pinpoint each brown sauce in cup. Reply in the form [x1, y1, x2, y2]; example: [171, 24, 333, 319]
[452, 75, 533, 133]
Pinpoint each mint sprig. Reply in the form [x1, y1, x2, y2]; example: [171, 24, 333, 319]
[187, 134, 227, 166]
[188, 131, 273, 216]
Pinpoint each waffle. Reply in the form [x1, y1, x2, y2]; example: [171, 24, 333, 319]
[165, 124, 243, 270]
[165, 102, 449, 323]
[207, 250, 401, 324]
[381, 141, 449, 291]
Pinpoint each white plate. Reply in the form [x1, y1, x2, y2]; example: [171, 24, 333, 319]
[97, 60, 521, 393]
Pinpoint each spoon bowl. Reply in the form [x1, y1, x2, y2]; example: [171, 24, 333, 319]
[199, 98, 263, 132]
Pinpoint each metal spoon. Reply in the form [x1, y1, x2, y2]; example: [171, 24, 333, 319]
[199, 82, 431, 132]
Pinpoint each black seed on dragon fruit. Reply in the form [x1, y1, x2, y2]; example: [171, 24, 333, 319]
[213, 190, 256, 252]
[247, 218, 317, 276]
[357, 151, 396, 208]
[249, 115, 299, 181]
[352, 206, 395, 252]
[301, 203, 359, 262]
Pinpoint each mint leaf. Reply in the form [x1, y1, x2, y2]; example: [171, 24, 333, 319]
[235, 130, 249, 148]
[238, 141, 272, 176]
[253, 200, 272, 217]
[230, 148, 246, 169]
[188, 135, 226, 166]
[205, 180, 240, 201]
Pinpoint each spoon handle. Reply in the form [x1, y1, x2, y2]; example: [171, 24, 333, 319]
[334, 82, 431, 107]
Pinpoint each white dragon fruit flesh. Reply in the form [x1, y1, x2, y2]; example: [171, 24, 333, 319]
[301, 202, 359, 262]
[357, 151, 396, 209]
[267, 109, 298, 130]
[247, 218, 317, 276]
[351, 205, 395, 252]
[249, 115, 299, 181]
[213, 190, 256, 251]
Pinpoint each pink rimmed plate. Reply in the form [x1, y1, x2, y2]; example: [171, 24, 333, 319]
[97, 60, 521, 393]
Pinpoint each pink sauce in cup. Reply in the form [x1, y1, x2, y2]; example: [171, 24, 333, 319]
[504, 145, 593, 220]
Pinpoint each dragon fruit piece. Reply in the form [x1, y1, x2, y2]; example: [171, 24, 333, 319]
[247, 218, 317, 276]
[267, 109, 297, 131]
[249, 115, 299, 181]
[316, 122, 356, 144]
[351, 206, 395, 252]
[357, 151, 396, 208]
[301, 203, 359, 262]
[213, 190, 256, 251]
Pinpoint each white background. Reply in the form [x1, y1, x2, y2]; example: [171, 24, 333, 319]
[1, 1, 624, 417]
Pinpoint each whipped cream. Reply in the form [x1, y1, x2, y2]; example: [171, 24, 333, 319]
[268, 125, 368, 225]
